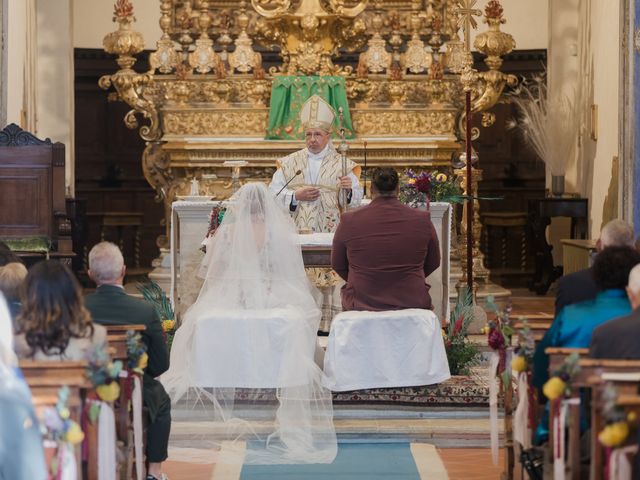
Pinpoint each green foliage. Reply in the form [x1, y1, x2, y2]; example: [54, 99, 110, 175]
[136, 280, 174, 321]
[444, 287, 481, 376]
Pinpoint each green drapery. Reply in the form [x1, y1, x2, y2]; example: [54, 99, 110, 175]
[266, 76, 355, 140]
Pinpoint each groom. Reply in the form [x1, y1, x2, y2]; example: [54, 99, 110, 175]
[269, 95, 363, 331]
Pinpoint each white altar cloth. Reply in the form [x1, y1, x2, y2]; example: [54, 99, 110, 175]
[323, 309, 451, 392]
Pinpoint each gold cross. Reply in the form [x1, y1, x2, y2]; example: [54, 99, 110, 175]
[455, 0, 482, 51]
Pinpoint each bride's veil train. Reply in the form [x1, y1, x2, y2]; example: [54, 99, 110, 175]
[162, 182, 337, 465]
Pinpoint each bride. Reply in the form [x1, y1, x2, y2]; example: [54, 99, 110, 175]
[162, 182, 337, 465]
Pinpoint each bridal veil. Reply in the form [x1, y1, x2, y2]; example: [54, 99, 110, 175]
[162, 182, 337, 465]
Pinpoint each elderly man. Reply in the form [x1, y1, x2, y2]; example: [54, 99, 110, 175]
[269, 95, 363, 330]
[84, 242, 171, 480]
[590, 262, 640, 359]
[555, 219, 635, 315]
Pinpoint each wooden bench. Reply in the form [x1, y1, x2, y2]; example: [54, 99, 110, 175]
[544, 349, 640, 480]
[20, 360, 90, 478]
[513, 314, 553, 343]
[105, 324, 146, 480]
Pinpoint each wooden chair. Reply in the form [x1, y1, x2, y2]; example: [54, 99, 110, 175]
[0, 124, 73, 265]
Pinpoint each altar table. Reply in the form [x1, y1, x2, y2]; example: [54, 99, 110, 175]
[171, 199, 451, 322]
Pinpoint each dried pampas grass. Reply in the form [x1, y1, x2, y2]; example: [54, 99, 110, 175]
[510, 79, 579, 176]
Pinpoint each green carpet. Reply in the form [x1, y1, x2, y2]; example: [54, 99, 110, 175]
[240, 443, 421, 479]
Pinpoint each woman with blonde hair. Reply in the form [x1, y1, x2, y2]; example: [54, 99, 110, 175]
[14, 260, 106, 361]
[0, 262, 28, 322]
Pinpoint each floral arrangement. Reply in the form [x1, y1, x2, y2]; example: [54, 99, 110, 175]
[443, 287, 481, 376]
[597, 383, 635, 448]
[206, 206, 227, 239]
[85, 345, 123, 403]
[484, 297, 514, 385]
[41, 386, 85, 477]
[399, 169, 463, 207]
[126, 330, 148, 375]
[511, 321, 536, 374]
[541, 352, 580, 401]
[136, 280, 177, 352]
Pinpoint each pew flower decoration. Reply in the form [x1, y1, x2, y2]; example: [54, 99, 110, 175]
[443, 286, 481, 375]
[86, 345, 123, 403]
[137, 280, 176, 352]
[41, 386, 85, 446]
[512, 321, 536, 373]
[598, 383, 630, 448]
[485, 297, 514, 383]
[542, 352, 580, 401]
[126, 330, 148, 375]
[399, 169, 463, 207]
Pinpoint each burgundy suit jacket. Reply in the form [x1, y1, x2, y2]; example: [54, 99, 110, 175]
[331, 196, 441, 311]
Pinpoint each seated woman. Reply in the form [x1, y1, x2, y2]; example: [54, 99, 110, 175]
[14, 260, 107, 361]
[0, 293, 48, 479]
[532, 246, 640, 443]
[0, 262, 28, 324]
[163, 182, 336, 465]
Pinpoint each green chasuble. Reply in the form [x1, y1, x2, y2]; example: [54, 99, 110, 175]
[266, 76, 355, 140]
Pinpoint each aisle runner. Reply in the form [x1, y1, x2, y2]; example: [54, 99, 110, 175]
[209, 443, 448, 480]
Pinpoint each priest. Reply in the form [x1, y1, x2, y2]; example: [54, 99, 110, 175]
[269, 94, 363, 331]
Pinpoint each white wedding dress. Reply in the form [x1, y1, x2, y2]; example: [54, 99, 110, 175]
[162, 182, 337, 465]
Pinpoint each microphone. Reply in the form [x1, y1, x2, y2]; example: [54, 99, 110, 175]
[275, 169, 302, 197]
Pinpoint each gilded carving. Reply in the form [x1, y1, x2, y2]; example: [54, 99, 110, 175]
[162, 111, 269, 136]
[352, 110, 456, 136]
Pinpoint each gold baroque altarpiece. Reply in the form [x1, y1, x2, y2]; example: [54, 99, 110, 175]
[100, 0, 517, 248]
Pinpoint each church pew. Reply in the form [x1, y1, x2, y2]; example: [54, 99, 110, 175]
[544, 350, 640, 480]
[513, 315, 553, 344]
[105, 325, 146, 480]
[20, 360, 90, 478]
[589, 372, 640, 480]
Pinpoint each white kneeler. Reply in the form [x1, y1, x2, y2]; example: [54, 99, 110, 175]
[323, 309, 451, 391]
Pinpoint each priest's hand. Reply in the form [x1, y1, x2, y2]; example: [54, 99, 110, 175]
[295, 186, 321, 201]
[338, 176, 352, 189]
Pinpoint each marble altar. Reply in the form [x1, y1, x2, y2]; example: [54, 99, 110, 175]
[171, 200, 451, 323]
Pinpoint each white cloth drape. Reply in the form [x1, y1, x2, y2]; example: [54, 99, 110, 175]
[609, 445, 639, 480]
[323, 309, 450, 391]
[132, 376, 144, 480]
[513, 372, 531, 450]
[97, 402, 116, 480]
[489, 353, 500, 466]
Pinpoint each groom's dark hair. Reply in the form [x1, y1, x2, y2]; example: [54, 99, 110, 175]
[371, 168, 399, 195]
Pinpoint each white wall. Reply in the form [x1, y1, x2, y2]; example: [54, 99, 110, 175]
[73, 0, 161, 50]
[36, 0, 74, 195]
[472, 0, 548, 51]
[5, 0, 27, 126]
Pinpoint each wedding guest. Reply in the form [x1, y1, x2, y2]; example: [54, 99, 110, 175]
[331, 167, 440, 311]
[14, 260, 107, 361]
[0, 262, 28, 323]
[555, 219, 635, 315]
[590, 263, 640, 359]
[84, 242, 170, 480]
[0, 241, 21, 267]
[532, 246, 640, 444]
[0, 294, 47, 480]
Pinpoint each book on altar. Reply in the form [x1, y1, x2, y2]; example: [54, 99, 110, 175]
[297, 233, 334, 246]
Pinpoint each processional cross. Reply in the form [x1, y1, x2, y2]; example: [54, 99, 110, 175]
[454, 0, 482, 292]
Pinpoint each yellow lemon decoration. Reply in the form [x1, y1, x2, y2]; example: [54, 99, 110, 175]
[511, 356, 527, 373]
[162, 319, 176, 332]
[542, 376, 566, 400]
[628, 411, 638, 423]
[598, 421, 629, 447]
[137, 352, 148, 371]
[64, 421, 85, 445]
[59, 407, 70, 420]
[408, 178, 416, 185]
[96, 382, 121, 403]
